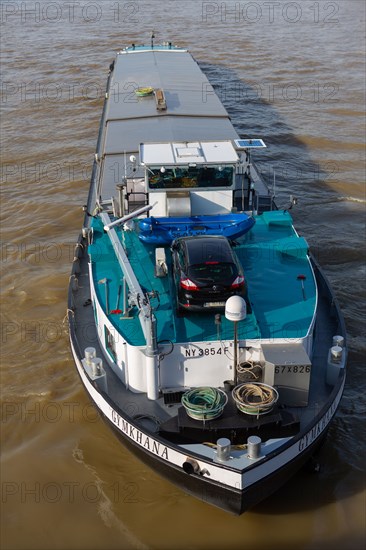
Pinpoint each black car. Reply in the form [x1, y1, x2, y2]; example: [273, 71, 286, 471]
[171, 235, 250, 313]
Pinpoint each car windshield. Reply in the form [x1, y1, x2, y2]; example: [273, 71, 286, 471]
[188, 262, 236, 283]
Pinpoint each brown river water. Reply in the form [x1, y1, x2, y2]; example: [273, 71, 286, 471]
[1, 1, 365, 549]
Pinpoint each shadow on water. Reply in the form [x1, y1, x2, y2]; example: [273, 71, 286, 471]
[254, 444, 365, 516]
[200, 61, 337, 203]
[191, 62, 365, 513]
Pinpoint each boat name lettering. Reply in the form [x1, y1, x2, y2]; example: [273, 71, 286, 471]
[111, 409, 169, 459]
[185, 346, 229, 358]
[298, 399, 338, 452]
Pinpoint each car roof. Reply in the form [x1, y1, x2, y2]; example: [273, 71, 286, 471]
[180, 236, 234, 265]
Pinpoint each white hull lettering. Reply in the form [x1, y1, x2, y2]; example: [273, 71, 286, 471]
[298, 398, 338, 452]
[111, 408, 169, 459]
[121, 419, 129, 433]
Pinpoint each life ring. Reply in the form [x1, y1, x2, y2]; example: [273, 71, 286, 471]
[135, 87, 154, 97]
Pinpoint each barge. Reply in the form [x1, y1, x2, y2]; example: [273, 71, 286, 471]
[67, 42, 347, 514]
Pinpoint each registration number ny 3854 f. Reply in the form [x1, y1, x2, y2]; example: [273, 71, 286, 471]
[184, 345, 229, 358]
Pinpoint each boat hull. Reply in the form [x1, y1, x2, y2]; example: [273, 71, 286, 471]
[104, 406, 330, 514]
[70, 334, 339, 514]
[67, 44, 347, 514]
[69, 300, 345, 514]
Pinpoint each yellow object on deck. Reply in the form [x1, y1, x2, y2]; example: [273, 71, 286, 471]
[135, 86, 154, 96]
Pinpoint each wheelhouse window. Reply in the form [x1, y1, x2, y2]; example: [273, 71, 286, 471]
[148, 165, 234, 190]
[104, 326, 117, 362]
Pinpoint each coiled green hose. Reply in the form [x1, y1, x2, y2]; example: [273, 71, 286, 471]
[181, 387, 228, 421]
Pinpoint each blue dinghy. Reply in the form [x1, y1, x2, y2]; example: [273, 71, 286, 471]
[138, 213, 255, 245]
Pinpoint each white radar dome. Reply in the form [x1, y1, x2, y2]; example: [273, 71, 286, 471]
[225, 296, 247, 322]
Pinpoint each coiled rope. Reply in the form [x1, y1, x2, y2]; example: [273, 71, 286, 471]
[232, 382, 278, 416]
[237, 360, 263, 380]
[181, 387, 228, 421]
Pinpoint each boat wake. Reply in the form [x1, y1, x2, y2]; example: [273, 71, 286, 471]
[338, 195, 366, 204]
[72, 444, 149, 550]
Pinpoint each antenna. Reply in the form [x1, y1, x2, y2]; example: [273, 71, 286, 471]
[123, 150, 127, 183]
